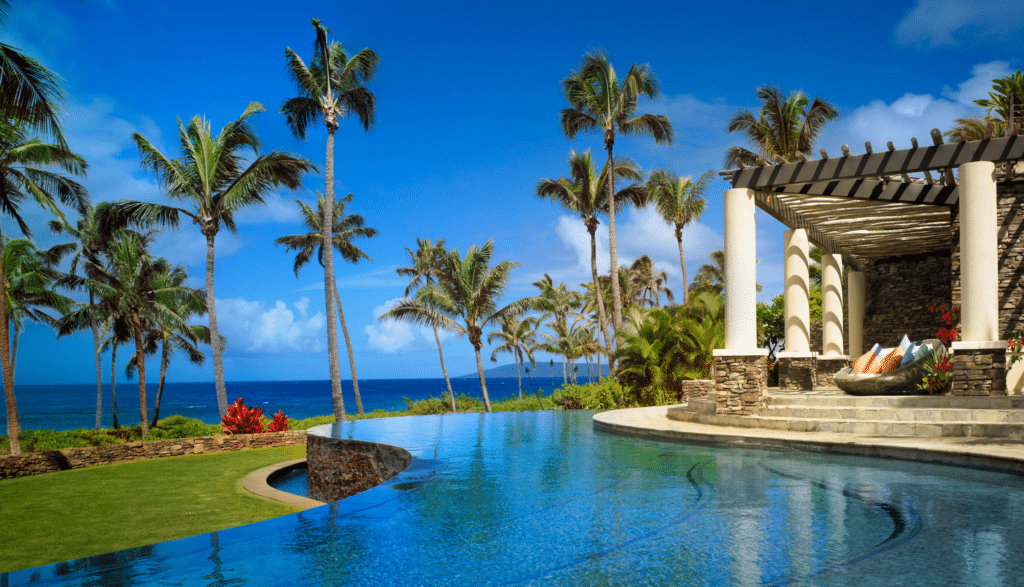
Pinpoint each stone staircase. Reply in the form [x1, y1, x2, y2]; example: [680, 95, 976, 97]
[667, 389, 1024, 438]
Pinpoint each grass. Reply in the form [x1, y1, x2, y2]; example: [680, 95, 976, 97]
[0, 444, 306, 573]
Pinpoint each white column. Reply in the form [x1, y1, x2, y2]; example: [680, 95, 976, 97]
[958, 161, 999, 342]
[723, 188, 758, 351]
[822, 253, 844, 356]
[783, 229, 810, 353]
[847, 270, 865, 357]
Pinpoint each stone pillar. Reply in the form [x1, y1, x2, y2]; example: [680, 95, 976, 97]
[723, 188, 758, 351]
[713, 350, 769, 415]
[847, 270, 865, 357]
[952, 161, 1006, 395]
[783, 229, 811, 352]
[822, 254, 844, 356]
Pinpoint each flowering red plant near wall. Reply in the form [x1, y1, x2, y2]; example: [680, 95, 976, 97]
[221, 397, 266, 434]
[268, 409, 290, 432]
[929, 303, 961, 344]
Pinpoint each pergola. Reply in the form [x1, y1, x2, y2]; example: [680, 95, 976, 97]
[711, 131, 1024, 409]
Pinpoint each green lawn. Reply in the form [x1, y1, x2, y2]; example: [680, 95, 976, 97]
[0, 444, 307, 573]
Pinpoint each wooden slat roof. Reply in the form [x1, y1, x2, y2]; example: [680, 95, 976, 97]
[719, 132, 1024, 270]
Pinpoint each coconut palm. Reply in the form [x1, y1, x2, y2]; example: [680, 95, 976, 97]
[647, 169, 714, 304]
[946, 71, 1024, 142]
[0, 123, 87, 455]
[561, 51, 674, 336]
[629, 255, 673, 308]
[395, 238, 457, 412]
[50, 205, 110, 429]
[532, 275, 583, 380]
[536, 150, 647, 371]
[281, 18, 378, 424]
[3, 238, 73, 377]
[382, 240, 532, 412]
[122, 263, 211, 428]
[275, 192, 376, 414]
[0, 1, 67, 145]
[97, 102, 315, 419]
[488, 314, 538, 399]
[725, 85, 838, 168]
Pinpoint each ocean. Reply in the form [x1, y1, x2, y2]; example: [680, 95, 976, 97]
[1, 374, 588, 432]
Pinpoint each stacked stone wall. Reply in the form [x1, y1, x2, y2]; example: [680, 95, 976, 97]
[952, 348, 1007, 396]
[680, 379, 716, 401]
[815, 357, 849, 388]
[862, 252, 952, 348]
[778, 357, 815, 390]
[0, 430, 307, 480]
[714, 355, 767, 415]
[306, 435, 412, 502]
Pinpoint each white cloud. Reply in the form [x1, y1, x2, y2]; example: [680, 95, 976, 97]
[895, 0, 1024, 47]
[941, 61, 1013, 106]
[365, 298, 455, 354]
[215, 296, 325, 354]
[234, 192, 305, 225]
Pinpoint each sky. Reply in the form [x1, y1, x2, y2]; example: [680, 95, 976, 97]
[3, 0, 1022, 384]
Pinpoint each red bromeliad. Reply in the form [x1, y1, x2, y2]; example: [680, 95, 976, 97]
[268, 409, 290, 432]
[221, 397, 266, 434]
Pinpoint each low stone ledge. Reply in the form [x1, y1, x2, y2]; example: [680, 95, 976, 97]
[0, 430, 307, 480]
[680, 379, 716, 401]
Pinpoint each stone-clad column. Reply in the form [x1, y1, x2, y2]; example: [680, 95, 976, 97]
[723, 187, 758, 350]
[822, 253, 844, 356]
[952, 161, 1006, 396]
[847, 270, 865, 357]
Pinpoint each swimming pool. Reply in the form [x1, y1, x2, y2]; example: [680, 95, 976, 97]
[8, 410, 1024, 586]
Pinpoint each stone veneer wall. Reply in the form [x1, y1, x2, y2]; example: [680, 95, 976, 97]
[952, 348, 1007, 396]
[778, 357, 815, 390]
[952, 180, 1024, 336]
[306, 434, 412, 502]
[679, 379, 716, 401]
[815, 357, 849, 388]
[714, 355, 767, 415]
[861, 252, 952, 348]
[0, 430, 307, 480]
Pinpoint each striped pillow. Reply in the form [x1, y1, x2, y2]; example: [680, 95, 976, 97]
[897, 334, 912, 354]
[865, 348, 895, 374]
[875, 348, 905, 374]
[853, 345, 882, 374]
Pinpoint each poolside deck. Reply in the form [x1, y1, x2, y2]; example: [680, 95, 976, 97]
[594, 394, 1024, 476]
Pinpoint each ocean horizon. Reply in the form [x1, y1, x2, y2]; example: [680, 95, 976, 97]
[2, 373, 596, 432]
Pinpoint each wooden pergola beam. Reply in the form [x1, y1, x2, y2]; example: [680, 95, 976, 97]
[753, 192, 863, 271]
[768, 178, 958, 206]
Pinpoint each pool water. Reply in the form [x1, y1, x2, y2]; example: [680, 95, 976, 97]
[8, 410, 1024, 586]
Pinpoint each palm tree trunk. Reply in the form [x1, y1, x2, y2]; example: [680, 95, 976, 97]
[589, 228, 616, 372]
[132, 311, 149, 437]
[323, 129, 346, 423]
[151, 336, 170, 428]
[515, 348, 522, 400]
[334, 286, 363, 414]
[0, 225, 21, 455]
[91, 291, 102, 431]
[676, 227, 689, 306]
[11, 322, 19, 379]
[429, 324, 455, 412]
[110, 342, 119, 429]
[606, 142, 623, 337]
[205, 233, 228, 419]
[562, 354, 567, 385]
[474, 345, 492, 412]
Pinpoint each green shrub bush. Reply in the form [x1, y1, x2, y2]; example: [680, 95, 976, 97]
[551, 378, 630, 410]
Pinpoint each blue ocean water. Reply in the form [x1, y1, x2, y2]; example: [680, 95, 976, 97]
[1, 374, 582, 432]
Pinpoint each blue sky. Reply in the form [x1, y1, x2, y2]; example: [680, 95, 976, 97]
[4, 0, 1022, 384]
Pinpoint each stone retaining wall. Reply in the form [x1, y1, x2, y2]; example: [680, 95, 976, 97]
[0, 430, 307, 480]
[680, 379, 716, 401]
[306, 433, 412, 502]
[714, 354, 767, 415]
[815, 357, 849, 388]
[952, 348, 1007, 396]
[778, 357, 815, 390]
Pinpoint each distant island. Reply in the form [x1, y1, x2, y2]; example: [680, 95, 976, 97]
[455, 362, 611, 379]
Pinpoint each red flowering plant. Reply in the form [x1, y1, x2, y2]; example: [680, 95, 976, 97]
[221, 397, 267, 434]
[1008, 328, 1024, 368]
[918, 347, 953, 394]
[929, 303, 961, 344]
[268, 409, 290, 432]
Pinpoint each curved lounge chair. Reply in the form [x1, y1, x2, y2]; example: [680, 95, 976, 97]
[834, 339, 946, 396]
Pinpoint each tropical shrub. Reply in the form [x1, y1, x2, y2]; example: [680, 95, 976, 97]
[268, 410, 290, 432]
[552, 379, 630, 410]
[918, 347, 954, 394]
[221, 398, 267, 434]
[929, 303, 961, 344]
[1009, 329, 1024, 368]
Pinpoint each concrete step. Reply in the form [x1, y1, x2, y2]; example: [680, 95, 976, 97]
[764, 394, 1024, 410]
[760, 405, 1024, 423]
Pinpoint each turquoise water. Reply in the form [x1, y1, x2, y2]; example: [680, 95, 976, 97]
[8, 410, 1024, 586]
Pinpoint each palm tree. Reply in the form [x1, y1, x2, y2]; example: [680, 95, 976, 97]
[3, 238, 73, 378]
[275, 192, 376, 414]
[536, 149, 646, 371]
[0, 124, 87, 456]
[488, 315, 538, 399]
[281, 18, 378, 424]
[532, 275, 582, 380]
[50, 205, 109, 429]
[630, 255, 673, 308]
[647, 169, 714, 304]
[946, 71, 1024, 142]
[725, 85, 838, 168]
[382, 240, 532, 412]
[123, 263, 211, 428]
[691, 250, 763, 296]
[395, 238, 457, 412]
[560, 51, 674, 337]
[98, 103, 315, 419]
